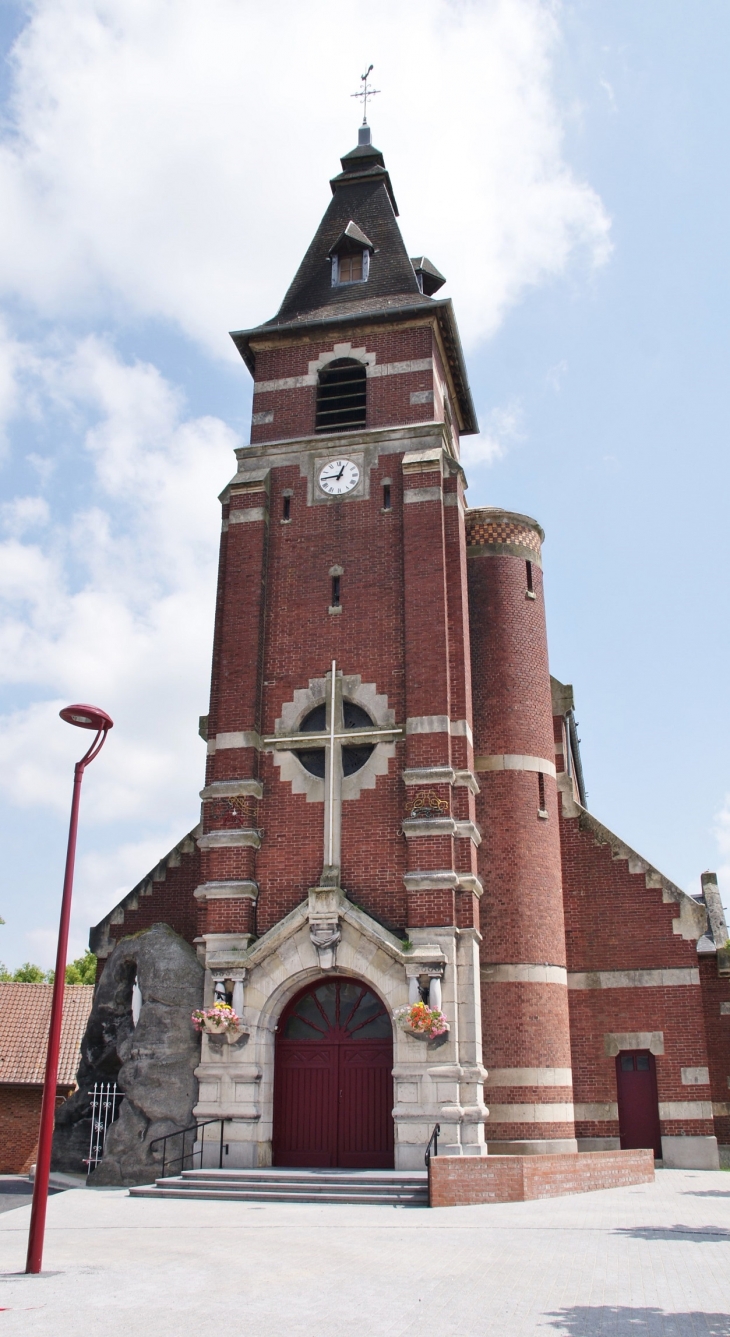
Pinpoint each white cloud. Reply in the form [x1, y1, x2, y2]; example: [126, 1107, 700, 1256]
[0, 1, 613, 966]
[461, 401, 524, 467]
[1, 495, 49, 536]
[0, 0, 610, 352]
[0, 336, 237, 827]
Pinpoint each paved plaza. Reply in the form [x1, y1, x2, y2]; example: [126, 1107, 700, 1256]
[0, 1169, 728, 1336]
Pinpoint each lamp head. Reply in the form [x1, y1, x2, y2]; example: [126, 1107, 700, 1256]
[59, 704, 114, 732]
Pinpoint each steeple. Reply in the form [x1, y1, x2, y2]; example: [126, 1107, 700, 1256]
[230, 131, 478, 435]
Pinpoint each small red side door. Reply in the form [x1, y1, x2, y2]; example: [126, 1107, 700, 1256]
[615, 1051, 661, 1157]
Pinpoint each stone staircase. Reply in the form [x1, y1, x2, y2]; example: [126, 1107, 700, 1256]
[129, 1167, 429, 1206]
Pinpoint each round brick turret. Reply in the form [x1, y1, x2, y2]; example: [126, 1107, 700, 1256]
[466, 508, 576, 1154]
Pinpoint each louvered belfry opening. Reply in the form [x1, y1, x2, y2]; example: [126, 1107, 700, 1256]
[315, 358, 367, 434]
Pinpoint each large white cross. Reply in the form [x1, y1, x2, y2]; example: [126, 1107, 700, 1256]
[264, 661, 400, 885]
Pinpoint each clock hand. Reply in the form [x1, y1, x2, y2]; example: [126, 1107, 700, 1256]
[335, 465, 345, 480]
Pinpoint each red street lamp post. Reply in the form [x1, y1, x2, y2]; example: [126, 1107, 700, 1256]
[25, 704, 113, 1276]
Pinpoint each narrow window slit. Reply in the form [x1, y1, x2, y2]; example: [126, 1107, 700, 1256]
[331, 575, 341, 607]
[537, 771, 547, 818]
[282, 495, 291, 521]
[526, 561, 534, 593]
[382, 483, 391, 511]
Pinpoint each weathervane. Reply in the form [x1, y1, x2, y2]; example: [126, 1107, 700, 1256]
[351, 65, 380, 126]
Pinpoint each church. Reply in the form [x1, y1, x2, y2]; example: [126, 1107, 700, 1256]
[68, 124, 728, 1185]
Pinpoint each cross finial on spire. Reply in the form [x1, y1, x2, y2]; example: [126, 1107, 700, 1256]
[351, 64, 380, 127]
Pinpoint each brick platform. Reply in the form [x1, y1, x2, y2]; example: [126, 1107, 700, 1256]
[429, 1149, 654, 1206]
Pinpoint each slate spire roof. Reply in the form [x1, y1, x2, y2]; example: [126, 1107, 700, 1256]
[231, 130, 478, 434]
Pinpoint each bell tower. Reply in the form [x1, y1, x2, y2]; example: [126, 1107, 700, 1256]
[193, 124, 490, 1169]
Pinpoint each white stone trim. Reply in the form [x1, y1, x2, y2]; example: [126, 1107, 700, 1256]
[721, 1002, 730, 1015]
[229, 507, 267, 524]
[405, 716, 473, 745]
[251, 410, 274, 425]
[193, 897, 488, 1169]
[475, 754, 556, 779]
[658, 1101, 713, 1120]
[402, 818, 456, 838]
[404, 486, 441, 504]
[573, 1103, 619, 1121]
[712, 1102, 730, 1116]
[402, 767, 455, 786]
[485, 1068, 573, 1088]
[681, 1067, 710, 1085]
[194, 881, 258, 901]
[455, 821, 481, 846]
[457, 873, 484, 896]
[486, 1104, 575, 1123]
[197, 829, 261, 850]
[368, 358, 433, 379]
[604, 1031, 664, 1056]
[200, 780, 264, 800]
[481, 963, 568, 986]
[207, 731, 262, 755]
[251, 350, 435, 396]
[403, 871, 459, 892]
[569, 968, 700, 990]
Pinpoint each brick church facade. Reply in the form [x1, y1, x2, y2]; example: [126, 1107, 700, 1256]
[90, 127, 729, 1173]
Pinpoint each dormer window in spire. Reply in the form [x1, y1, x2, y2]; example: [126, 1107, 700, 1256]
[329, 221, 375, 288]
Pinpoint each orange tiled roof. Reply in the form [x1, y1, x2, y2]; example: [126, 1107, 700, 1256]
[0, 983, 93, 1088]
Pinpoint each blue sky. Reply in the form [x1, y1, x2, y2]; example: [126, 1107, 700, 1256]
[0, 1, 728, 968]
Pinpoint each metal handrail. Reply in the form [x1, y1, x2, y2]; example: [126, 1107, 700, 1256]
[149, 1119, 229, 1180]
[425, 1122, 440, 1169]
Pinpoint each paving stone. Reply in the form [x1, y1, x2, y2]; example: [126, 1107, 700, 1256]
[0, 1169, 729, 1336]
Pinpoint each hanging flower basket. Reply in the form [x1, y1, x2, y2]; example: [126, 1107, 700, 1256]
[393, 1002, 449, 1041]
[192, 1004, 247, 1044]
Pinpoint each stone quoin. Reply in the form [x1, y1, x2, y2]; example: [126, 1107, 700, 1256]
[70, 124, 728, 1188]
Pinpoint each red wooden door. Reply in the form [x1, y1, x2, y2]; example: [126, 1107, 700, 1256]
[273, 979, 394, 1168]
[616, 1051, 662, 1157]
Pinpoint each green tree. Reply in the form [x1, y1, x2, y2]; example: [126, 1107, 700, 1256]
[65, 951, 97, 985]
[11, 962, 51, 983]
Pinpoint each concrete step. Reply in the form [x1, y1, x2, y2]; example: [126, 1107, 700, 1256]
[129, 1167, 429, 1206]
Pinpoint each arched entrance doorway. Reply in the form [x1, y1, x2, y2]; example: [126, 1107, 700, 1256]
[273, 978, 394, 1168]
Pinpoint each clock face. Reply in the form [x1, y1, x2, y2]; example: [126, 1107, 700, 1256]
[318, 459, 360, 496]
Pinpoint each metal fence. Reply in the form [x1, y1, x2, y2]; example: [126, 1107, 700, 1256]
[85, 1081, 123, 1174]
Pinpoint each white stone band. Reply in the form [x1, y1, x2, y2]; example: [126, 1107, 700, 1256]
[486, 1104, 575, 1123]
[406, 716, 473, 744]
[207, 731, 262, 755]
[569, 968, 700, 989]
[574, 1103, 619, 1121]
[197, 829, 261, 850]
[229, 507, 267, 524]
[485, 1068, 573, 1088]
[403, 487, 441, 504]
[474, 754, 556, 778]
[658, 1101, 713, 1120]
[254, 357, 434, 394]
[194, 881, 258, 901]
[481, 964, 568, 986]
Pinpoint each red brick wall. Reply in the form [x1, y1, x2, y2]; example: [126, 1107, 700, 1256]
[429, 1149, 654, 1206]
[0, 1086, 71, 1174]
[560, 803, 715, 1142]
[102, 841, 203, 966]
[249, 323, 442, 446]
